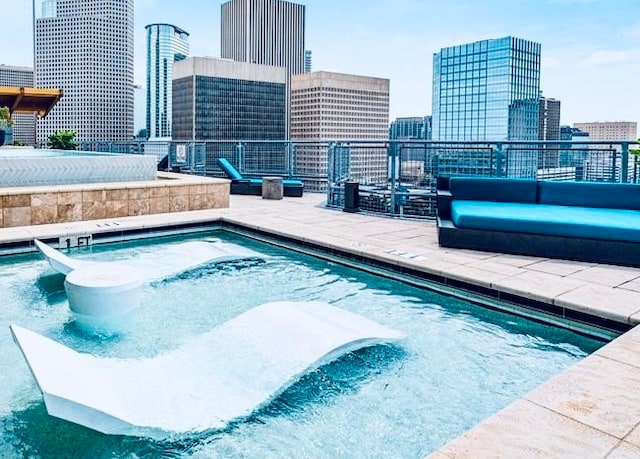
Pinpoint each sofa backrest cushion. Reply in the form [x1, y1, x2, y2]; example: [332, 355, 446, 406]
[449, 178, 537, 203]
[538, 181, 640, 210]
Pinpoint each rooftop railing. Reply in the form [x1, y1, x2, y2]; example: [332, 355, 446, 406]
[77, 139, 640, 219]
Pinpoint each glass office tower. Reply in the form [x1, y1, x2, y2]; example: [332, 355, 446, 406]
[432, 36, 541, 142]
[145, 24, 189, 139]
[389, 116, 432, 140]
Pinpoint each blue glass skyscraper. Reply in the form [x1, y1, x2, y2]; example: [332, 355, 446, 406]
[432, 36, 541, 142]
[146, 24, 189, 139]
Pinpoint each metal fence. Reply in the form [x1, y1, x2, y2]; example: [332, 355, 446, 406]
[76, 139, 640, 219]
[327, 140, 640, 218]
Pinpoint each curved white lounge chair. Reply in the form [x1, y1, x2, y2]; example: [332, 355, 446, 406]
[34, 239, 94, 275]
[10, 301, 402, 438]
[33, 239, 266, 334]
[34, 239, 263, 281]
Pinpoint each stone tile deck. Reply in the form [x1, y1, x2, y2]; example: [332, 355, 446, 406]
[1, 192, 639, 458]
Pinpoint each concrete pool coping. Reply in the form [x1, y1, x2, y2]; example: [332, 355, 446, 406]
[1, 192, 639, 457]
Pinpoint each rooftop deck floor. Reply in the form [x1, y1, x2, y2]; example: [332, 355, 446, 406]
[2, 193, 640, 458]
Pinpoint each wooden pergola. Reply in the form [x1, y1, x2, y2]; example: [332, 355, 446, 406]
[0, 86, 62, 118]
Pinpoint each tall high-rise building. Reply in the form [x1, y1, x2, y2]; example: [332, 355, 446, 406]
[572, 122, 637, 181]
[538, 96, 561, 169]
[389, 116, 432, 140]
[220, 0, 305, 76]
[389, 116, 433, 184]
[145, 24, 189, 140]
[291, 71, 390, 191]
[432, 36, 541, 142]
[33, 0, 134, 144]
[572, 121, 637, 141]
[0, 65, 36, 145]
[304, 50, 312, 73]
[538, 97, 561, 141]
[172, 57, 287, 141]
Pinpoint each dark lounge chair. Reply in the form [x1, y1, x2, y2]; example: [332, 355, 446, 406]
[216, 158, 304, 197]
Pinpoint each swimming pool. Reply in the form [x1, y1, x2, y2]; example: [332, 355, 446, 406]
[0, 230, 606, 458]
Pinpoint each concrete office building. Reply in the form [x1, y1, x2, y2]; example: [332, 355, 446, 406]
[172, 57, 287, 141]
[573, 122, 637, 141]
[573, 121, 638, 182]
[221, 0, 305, 76]
[172, 57, 287, 174]
[539, 97, 561, 141]
[291, 71, 390, 191]
[33, 0, 134, 144]
[145, 24, 189, 140]
[0, 65, 36, 145]
[538, 96, 561, 169]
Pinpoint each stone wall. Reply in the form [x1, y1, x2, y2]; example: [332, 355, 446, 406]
[0, 172, 229, 228]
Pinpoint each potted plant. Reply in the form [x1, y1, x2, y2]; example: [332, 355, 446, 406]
[0, 106, 13, 147]
[47, 129, 78, 150]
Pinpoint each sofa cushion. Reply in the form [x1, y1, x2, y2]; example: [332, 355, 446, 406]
[538, 181, 640, 210]
[451, 201, 640, 243]
[449, 178, 537, 203]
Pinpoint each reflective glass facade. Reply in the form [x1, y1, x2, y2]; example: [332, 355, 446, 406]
[172, 76, 286, 141]
[432, 37, 541, 141]
[146, 24, 189, 139]
[389, 116, 432, 140]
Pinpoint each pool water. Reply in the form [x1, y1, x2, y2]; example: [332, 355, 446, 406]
[0, 147, 111, 158]
[0, 230, 605, 459]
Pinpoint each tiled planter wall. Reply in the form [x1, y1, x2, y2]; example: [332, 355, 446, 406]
[0, 172, 230, 228]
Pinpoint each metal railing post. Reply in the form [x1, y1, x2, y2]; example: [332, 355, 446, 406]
[287, 142, 295, 178]
[494, 143, 504, 177]
[621, 142, 629, 183]
[236, 142, 245, 174]
[327, 142, 336, 205]
[389, 141, 398, 215]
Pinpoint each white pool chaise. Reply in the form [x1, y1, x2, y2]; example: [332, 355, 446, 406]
[34, 239, 263, 281]
[33, 239, 265, 334]
[34, 239, 93, 275]
[10, 301, 402, 438]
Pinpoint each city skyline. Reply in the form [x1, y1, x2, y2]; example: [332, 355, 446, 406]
[1, 0, 638, 130]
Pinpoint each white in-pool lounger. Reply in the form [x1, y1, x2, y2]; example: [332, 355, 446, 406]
[34, 239, 93, 275]
[34, 238, 263, 281]
[10, 301, 402, 439]
[33, 239, 267, 334]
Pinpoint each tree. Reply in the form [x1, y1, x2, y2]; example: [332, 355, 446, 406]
[47, 130, 78, 150]
[631, 138, 640, 157]
[0, 107, 12, 129]
[0, 107, 12, 146]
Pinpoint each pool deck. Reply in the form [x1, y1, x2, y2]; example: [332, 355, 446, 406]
[2, 193, 640, 458]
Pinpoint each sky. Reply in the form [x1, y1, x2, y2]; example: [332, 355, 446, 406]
[1, 0, 639, 132]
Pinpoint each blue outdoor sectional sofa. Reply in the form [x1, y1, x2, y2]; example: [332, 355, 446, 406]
[436, 176, 640, 267]
[216, 158, 304, 197]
